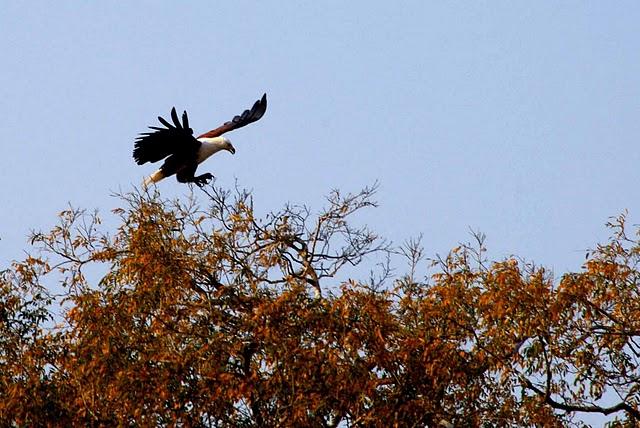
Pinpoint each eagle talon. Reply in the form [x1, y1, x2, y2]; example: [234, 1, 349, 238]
[194, 173, 214, 187]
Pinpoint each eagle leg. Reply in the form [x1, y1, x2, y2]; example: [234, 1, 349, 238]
[194, 173, 214, 187]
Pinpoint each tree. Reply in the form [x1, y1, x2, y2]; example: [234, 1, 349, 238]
[1, 184, 639, 427]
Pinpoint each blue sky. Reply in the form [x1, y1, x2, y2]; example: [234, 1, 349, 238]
[1, 2, 639, 278]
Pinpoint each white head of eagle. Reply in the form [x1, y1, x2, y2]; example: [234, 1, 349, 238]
[133, 93, 267, 187]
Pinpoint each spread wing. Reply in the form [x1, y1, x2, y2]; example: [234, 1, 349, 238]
[197, 93, 267, 139]
[133, 107, 200, 165]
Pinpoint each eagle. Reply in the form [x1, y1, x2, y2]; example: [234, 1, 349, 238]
[133, 93, 267, 186]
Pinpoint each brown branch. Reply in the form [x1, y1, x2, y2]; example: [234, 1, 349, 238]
[522, 377, 640, 420]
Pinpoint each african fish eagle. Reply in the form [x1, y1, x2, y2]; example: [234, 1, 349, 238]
[133, 93, 267, 186]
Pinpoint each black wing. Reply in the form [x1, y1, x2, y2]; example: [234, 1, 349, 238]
[197, 93, 267, 139]
[133, 107, 200, 165]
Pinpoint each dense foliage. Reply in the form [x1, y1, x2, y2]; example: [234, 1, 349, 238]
[2, 185, 639, 427]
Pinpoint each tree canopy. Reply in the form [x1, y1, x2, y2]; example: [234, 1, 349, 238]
[2, 185, 639, 427]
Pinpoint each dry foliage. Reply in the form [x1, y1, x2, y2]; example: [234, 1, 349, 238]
[1, 185, 639, 427]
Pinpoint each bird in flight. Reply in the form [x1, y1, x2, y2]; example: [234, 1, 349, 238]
[133, 93, 267, 186]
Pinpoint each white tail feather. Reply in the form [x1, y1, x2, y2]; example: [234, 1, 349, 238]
[143, 169, 164, 187]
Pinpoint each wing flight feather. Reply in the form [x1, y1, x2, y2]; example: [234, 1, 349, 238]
[197, 93, 267, 139]
[171, 108, 181, 129]
[133, 107, 200, 165]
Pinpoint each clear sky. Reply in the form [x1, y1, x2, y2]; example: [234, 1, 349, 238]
[1, 2, 639, 276]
